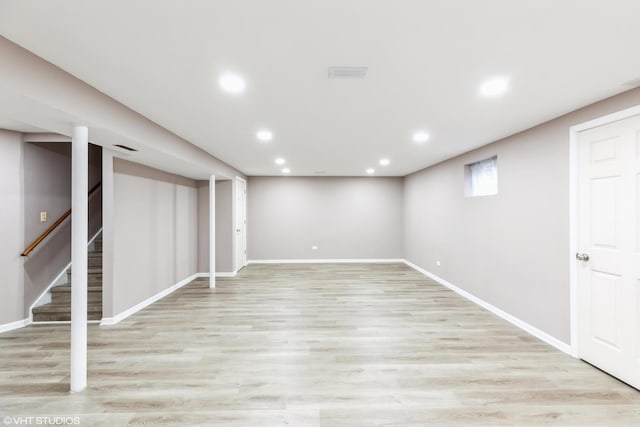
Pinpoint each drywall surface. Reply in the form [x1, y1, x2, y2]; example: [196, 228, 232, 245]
[197, 180, 234, 274]
[22, 143, 102, 316]
[248, 177, 403, 260]
[112, 159, 198, 316]
[0, 130, 24, 325]
[0, 36, 245, 181]
[404, 87, 640, 344]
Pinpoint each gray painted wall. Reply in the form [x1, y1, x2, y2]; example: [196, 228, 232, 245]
[1, 135, 104, 325]
[0, 36, 246, 182]
[102, 150, 115, 319]
[22, 142, 102, 317]
[197, 180, 234, 274]
[404, 86, 640, 345]
[111, 159, 198, 316]
[0, 130, 24, 325]
[0, 36, 246, 326]
[22, 141, 71, 317]
[23, 142, 71, 244]
[248, 177, 403, 260]
[22, 142, 101, 244]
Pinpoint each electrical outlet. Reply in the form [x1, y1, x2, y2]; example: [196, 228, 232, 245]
[40, 211, 47, 222]
[436, 260, 441, 266]
[311, 245, 318, 250]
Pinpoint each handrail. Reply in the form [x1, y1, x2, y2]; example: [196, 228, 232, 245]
[21, 182, 102, 257]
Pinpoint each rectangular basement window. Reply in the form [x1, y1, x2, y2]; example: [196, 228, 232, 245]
[464, 155, 498, 197]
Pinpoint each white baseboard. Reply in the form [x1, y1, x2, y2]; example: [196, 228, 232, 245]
[403, 259, 572, 355]
[100, 272, 200, 326]
[216, 272, 236, 277]
[30, 261, 71, 313]
[28, 228, 104, 321]
[248, 258, 405, 264]
[31, 320, 101, 325]
[0, 318, 31, 334]
[198, 271, 237, 278]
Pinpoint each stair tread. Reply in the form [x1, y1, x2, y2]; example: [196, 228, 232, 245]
[33, 305, 102, 313]
[32, 315, 103, 320]
[34, 233, 103, 322]
[70, 267, 102, 274]
[51, 285, 102, 292]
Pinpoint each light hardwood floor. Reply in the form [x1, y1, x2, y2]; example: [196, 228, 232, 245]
[1, 263, 639, 426]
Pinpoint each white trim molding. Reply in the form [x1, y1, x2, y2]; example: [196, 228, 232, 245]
[568, 104, 640, 358]
[209, 174, 216, 289]
[30, 261, 71, 312]
[403, 260, 572, 355]
[31, 320, 101, 326]
[28, 228, 104, 325]
[0, 318, 31, 334]
[215, 272, 236, 278]
[234, 176, 248, 271]
[100, 272, 201, 326]
[248, 258, 405, 264]
[199, 271, 238, 278]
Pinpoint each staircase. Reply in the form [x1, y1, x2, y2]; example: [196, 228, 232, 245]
[32, 238, 103, 322]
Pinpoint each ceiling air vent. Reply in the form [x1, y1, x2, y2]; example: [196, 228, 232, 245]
[114, 144, 138, 152]
[328, 66, 368, 79]
[622, 77, 640, 88]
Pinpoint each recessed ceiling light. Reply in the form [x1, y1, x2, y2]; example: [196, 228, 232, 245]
[412, 131, 430, 144]
[275, 157, 286, 165]
[256, 129, 273, 142]
[366, 168, 375, 174]
[282, 167, 291, 174]
[218, 72, 246, 94]
[379, 158, 390, 166]
[479, 76, 509, 97]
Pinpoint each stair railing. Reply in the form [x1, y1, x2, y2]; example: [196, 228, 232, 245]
[21, 182, 102, 257]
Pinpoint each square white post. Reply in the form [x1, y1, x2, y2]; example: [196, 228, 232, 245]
[70, 125, 88, 393]
[209, 175, 216, 288]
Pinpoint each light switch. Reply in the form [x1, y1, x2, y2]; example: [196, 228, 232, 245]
[311, 245, 318, 250]
[40, 211, 47, 222]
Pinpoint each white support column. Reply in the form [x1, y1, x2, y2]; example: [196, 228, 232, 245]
[70, 125, 88, 393]
[209, 175, 216, 288]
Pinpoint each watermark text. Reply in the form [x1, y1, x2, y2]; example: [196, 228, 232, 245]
[3, 416, 80, 425]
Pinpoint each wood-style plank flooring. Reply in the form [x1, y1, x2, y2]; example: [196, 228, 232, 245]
[1, 263, 639, 426]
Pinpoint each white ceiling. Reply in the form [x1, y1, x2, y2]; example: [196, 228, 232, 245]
[1, 0, 640, 177]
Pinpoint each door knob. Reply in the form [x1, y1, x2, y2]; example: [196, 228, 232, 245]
[576, 253, 590, 261]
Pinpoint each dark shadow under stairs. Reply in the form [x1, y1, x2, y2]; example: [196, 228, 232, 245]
[32, 237, 102, 322]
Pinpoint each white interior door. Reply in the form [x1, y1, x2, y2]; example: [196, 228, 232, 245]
[234, 177, 247, 270]
[577, 114, 640, 390]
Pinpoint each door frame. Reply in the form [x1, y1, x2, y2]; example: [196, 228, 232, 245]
[568, 104, 640, 358]
[234, 176, 247, 271]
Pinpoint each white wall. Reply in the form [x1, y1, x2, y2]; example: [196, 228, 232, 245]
[248, 177, 403, 260]
[111, 159, 198, 316]
[0, 130, 24, 325]
[404, 86, 640, 345]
